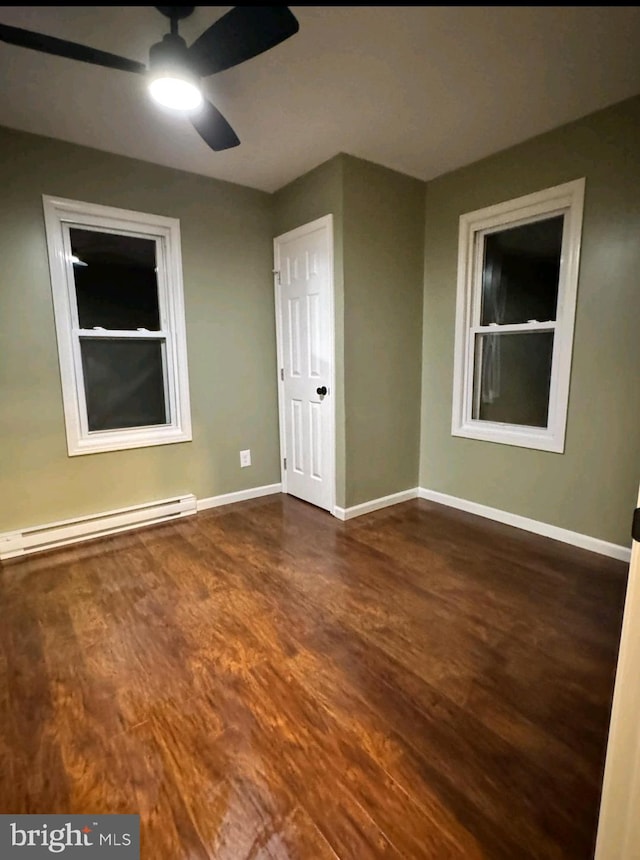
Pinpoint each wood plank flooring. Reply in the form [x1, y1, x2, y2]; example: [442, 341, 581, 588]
[0, 495, 628, 859]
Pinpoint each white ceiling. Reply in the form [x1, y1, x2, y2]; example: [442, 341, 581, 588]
[0, 6, 639, 193]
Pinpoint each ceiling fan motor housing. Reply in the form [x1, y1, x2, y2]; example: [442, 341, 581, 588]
[148, 32, 197, 80]
[155, 7, 195, 23]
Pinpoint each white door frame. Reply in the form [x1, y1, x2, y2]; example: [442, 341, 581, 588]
[595, 488, 640, 859]
[273, 214, 336, 515]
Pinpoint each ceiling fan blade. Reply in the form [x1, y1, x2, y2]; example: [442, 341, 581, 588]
[188, 6, 299, 77]
[0, 23, 146, 74]
[190, 99, 240, 152]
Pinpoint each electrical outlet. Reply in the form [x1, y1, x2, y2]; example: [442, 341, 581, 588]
[240, 449, 251, 468]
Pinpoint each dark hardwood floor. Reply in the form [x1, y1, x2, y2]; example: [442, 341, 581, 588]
[0, 495, 628, 859]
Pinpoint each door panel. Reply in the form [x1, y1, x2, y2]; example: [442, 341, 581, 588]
[309, 400, 322, 479]
[291, 399, 304, 474]
[307, 292, 321, 378]
[288, 297, 302, 376]
[275, 218, 333, 512]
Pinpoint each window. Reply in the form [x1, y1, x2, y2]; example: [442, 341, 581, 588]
[43, 196, 192, 455]
[451, 179, 585, 453]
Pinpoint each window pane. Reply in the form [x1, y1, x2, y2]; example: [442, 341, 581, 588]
[70, 228, 160, 330]
[80, 338, 167, 431]
[472, 331, 554, 427]
[480, 215, 564, 325]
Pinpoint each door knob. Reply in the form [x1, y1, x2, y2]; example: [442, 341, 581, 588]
[316, 386, 327, 396]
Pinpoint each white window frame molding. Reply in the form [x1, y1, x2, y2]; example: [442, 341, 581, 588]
[43, 195, 192, 456]
[451, 178, 585, 453]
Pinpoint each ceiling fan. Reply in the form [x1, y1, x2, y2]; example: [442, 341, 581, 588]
[0, 6, 299, 152]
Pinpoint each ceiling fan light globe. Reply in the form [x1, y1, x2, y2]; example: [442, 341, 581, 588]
[148, 75, 203, 111]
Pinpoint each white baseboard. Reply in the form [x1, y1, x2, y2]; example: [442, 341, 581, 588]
[418, 488, 632, 563]
[0, 494, 197, 561]
[0, 483, 284, 561]
[197, 483, 282, 512]
[3, 481, 627, 564]
[333, 488, 418, 521]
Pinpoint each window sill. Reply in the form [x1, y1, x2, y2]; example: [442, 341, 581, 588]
[67, 426, 192, 456]
[452, 421, 565, 453]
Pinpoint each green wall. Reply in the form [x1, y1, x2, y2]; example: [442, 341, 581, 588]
[420, 96, 640, 546]
[272, 156, 346, 506]
[0, 126, 280, 532]
[343, 156, 425, 506]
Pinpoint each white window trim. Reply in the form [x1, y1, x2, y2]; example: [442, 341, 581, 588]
[451, 178, 585, 453]
[43, 195, 192, 456]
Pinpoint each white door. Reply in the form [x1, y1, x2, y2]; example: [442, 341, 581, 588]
[274, 215, 334, 512]
[595, 488, 640, 860]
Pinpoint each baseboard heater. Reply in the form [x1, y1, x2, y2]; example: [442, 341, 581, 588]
[0, 494, 197, 561]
